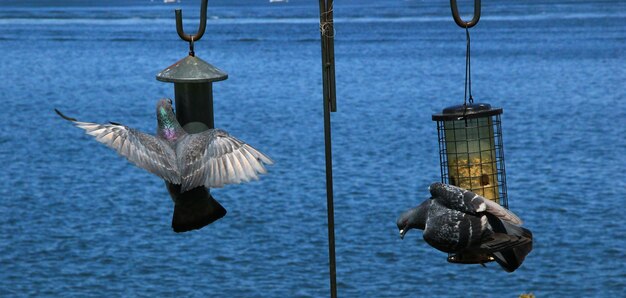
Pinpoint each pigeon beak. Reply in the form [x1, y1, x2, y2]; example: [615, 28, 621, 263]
[399, 229, 406, 240]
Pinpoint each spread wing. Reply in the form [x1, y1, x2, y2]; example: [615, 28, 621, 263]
[56, 109, 180, 184]
[177, 129, 273, 192]
[429, 182, 522, 225]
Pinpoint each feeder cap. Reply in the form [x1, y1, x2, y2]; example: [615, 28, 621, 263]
[432, 102, 502, 121]
[156, 55, 228, 83]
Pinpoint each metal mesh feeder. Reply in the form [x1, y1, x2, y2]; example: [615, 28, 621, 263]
[432, 102, 508, 264]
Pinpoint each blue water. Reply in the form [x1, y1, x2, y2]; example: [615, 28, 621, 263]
[1, 0, 625, 296]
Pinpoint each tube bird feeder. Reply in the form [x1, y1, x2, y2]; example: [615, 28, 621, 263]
[431, 0, 511, 263]
[156, 54, 229, 232]
[432, 102, 508, 264]
[155, 0, 229, 232]
[432, 103, 507, 205]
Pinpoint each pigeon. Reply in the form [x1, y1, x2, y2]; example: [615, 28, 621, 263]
[396, 182, 532, 272]
[55, 98, 273, 231]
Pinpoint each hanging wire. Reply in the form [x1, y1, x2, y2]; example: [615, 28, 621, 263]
[189, 36, 195, 57]
[449, 0, 480, 110]
[464, 25, 474, 106]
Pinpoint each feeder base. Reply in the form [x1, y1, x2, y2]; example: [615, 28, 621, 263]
[447, 251, 495, 264]
[167, 183, 227, 233]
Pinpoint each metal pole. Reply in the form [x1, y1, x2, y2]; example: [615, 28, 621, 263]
[319, 0, 337, 297]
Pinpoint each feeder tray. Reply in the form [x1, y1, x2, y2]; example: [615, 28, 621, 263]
[448, 252, 495, 264]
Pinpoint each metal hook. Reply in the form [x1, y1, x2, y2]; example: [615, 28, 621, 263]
[450, 0, 481, 28]
[175, 0, 208, 43]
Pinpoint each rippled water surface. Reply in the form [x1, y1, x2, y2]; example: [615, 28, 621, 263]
[1, 0, 624, 297]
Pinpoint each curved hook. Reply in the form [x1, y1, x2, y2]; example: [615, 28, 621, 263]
[450, 0, 481, 28]
[175, 0, 208, 42]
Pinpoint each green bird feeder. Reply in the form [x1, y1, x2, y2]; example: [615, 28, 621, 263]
[156, 0, 229, 232]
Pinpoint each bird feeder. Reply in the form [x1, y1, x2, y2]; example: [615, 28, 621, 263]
[156, 0, 226, 134]
[435, 0, 508, 209]
[432, 103, 508, 264]
[155, 0, 229, 232]
[431, 0, 511, 263]
[432, 103, 507, 206]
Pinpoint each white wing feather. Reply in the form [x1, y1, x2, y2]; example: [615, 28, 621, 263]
[178, 129, 273, 192]
[57, 110, 180, 184]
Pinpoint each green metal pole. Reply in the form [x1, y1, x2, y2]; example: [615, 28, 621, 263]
[319, 0, 337, 297]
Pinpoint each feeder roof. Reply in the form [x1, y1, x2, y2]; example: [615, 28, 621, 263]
[156, 55, 228, 84]
[432, 102, 502, 121]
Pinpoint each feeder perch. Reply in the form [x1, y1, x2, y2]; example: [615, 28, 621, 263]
[432, 102, 508, 264]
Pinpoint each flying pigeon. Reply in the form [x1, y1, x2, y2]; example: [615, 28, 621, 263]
[396, 182, 532, 272]
[55, 98, 273, 231]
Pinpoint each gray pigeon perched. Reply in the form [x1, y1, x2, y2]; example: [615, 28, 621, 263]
[55, 98, 273, 231]
[397, 182, 532, 272]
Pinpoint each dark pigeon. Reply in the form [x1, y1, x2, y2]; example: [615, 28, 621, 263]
[397, 182, 532, 272]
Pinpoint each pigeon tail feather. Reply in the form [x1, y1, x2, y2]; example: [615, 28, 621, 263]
[492, 239, 533, 272]
[486, 213, 533, 272]
[167, 183, 227, 233]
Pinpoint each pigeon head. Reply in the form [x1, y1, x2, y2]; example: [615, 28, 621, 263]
[396, 199, 430, 239]
[428, 182, 451, 197]
[156, 98, 184, 141]
[157, 98, 174, 111]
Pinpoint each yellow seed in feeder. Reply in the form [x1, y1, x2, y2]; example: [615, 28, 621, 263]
[447, 157, 499, 202]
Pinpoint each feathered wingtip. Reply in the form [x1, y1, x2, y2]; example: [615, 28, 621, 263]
[54, 108, 77, 122]
[55, 108, 121, 126]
